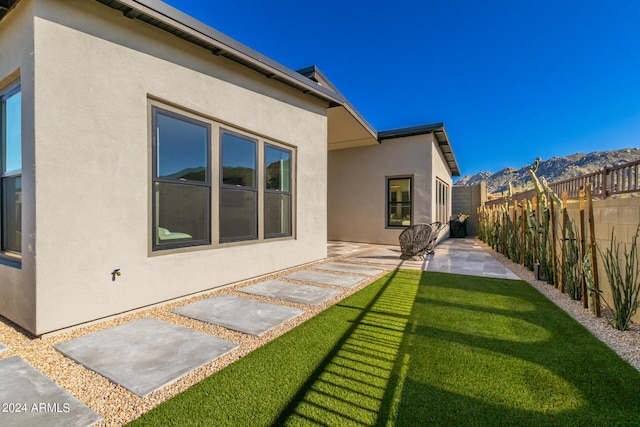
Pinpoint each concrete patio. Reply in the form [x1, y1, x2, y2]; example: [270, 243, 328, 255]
[0, 237, 519, 426]
[336, 238, 520, 280]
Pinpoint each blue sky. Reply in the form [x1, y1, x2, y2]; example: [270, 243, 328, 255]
[164, 0, 640, 178]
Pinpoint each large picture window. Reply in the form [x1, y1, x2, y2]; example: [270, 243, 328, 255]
[264, 144, 292, 238]
[1, 84, 21, 256]
[387, 177, 412, 227]
[152, 108, 211, 250]
[220, 130, 258, 242]
[150, 102, 296, 251]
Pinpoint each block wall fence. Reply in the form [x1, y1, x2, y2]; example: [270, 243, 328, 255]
[452, 182, 487, 237]
[482, 195, 640, 324]
[569, 197, 640, 323]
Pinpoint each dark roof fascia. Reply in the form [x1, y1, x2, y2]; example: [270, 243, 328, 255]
[93, 0, 345, 106]
[297, 65, 378, 141]
[379, 123, 461, 176]
[0, 0, 20, 21]
[378, 123, 446, 140]
[297, 65, 345, 98]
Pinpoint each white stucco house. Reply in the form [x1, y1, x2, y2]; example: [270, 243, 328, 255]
[0, 0, 460, 336]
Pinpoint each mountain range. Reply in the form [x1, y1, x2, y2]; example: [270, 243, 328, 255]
[454, 148, 640, 194]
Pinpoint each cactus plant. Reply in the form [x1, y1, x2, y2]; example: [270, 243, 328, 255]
[562, 218, 583, 300]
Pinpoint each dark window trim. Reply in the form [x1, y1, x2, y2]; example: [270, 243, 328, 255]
[386, 175, 414, 229]
[151, 106, 212, 251]
[219, 128, 258, 243]
[264, 143, 292, 239]
[0, 82, 22, 261]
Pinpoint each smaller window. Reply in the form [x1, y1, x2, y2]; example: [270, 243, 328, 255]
[1, 85, 22, 256]
[264, 144, 292, 238]
[387, 177, 412, 227]
[220, 130, 258, 242]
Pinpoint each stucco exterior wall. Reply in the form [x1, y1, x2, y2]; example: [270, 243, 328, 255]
[0, 0, 37, 333]
[328, 133, 453, 245]
[24, 0, 328, 335]
[430, 136, 454, 240]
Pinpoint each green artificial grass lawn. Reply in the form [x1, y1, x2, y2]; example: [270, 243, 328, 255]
[129, 270, 640, 426]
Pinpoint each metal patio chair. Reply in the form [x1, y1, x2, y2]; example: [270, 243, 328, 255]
[424, 221, 443, 255]
[399, 223, 433, 259]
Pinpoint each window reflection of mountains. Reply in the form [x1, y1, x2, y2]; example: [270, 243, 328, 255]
[166, 167, 206, 182]
[223, 166, 255, 187]
[266, 160, 288, 189]
[167, 160, 286, 186]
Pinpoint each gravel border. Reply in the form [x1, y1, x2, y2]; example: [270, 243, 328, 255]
[479, 239, 640, 371]
[0, 249, 393, 426]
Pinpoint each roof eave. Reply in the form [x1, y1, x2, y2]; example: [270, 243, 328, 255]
[0, 0, 20, 21]
[93, 0, 345, 106]
[379, 123, 461, 177]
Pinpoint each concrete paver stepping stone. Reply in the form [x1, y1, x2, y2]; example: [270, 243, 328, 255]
[0, 355, 102, 427]
[173, 294, 303, 336]
[284, 270, 366, 288]
[0, 342, 7, 353]
[315, 262, 384, 276]
[54, 318, 238, 397]
[240, 280, 341, 305]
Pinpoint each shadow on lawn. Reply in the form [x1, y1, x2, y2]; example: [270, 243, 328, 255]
[272, 269, 640, 426]
[272, 268, 420, 425]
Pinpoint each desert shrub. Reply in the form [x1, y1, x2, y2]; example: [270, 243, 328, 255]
[600, 226, 640, 331]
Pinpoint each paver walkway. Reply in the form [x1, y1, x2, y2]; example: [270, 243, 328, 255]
[0, 237, 517, 426]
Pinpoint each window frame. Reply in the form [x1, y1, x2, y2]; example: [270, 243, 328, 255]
[0, 82, 22, 260]
[264, 143, 293, 239]
[386, 176, 413, 228]
[148, 100, 297, 254]
[151, 106, 212, 251]
[219, 128, 259, 243]
[436, 178, 450, 224]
